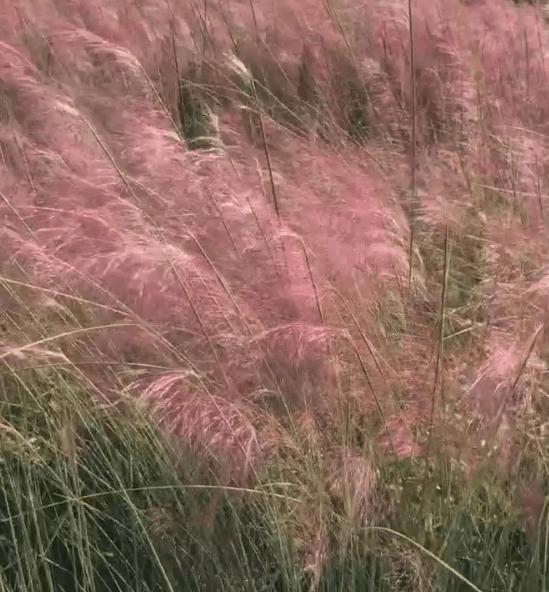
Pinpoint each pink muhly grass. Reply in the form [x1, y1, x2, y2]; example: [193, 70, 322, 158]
[250, 322, 341, 410]
[132, 371, 270, 485]
[324, 446, 377, 523]
[1, 0, 549, 511]
[520, 478, 546, 544]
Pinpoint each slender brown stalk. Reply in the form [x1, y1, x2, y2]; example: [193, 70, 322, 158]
[169, 16, 183, 137]
[427, 225, 451, 447]
[407, 0, 418, 304]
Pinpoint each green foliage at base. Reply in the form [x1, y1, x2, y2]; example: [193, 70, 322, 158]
[0, 372, 546, 591]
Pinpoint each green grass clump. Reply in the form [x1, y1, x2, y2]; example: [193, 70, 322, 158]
[0, 371, 302, 592]
[0, 366, 546, 591]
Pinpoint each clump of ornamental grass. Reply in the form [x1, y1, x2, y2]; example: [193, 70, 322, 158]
[1, 0, 549, 590]
[0, 360, 304, 592]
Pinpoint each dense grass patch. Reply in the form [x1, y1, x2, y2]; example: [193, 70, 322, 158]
[1, 0, 549, 590]
[0, 371, 545, 591]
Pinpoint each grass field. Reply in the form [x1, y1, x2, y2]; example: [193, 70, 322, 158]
[1, 0, 549, 589]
